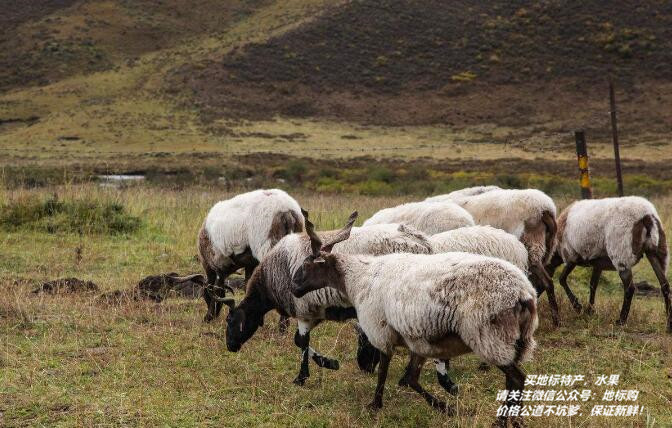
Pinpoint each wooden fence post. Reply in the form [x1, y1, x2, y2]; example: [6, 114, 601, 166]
[575, 131, 593, 199]
[609, 81, 624, 196]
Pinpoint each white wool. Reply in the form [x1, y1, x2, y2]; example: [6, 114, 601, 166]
[558, 196, 667, 271]
[427, 185, 501, 203]
[277, 224, 433, 318]
[204, 189, 303, 262]
[430, 226, 529, 273]
[338, 252, 538, 365]
[425, 188, 556, 239]
[362, 201, 475, 234]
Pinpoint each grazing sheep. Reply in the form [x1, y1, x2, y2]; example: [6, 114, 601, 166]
[547, 197, 670, 331]
[362, 201, 475, 234]
[426, 187, 560, 325]
[292, 212, 537, 424]
[430, 226, 529, 272]
[198, 189, 304, 322]
[224, 219, 433, 385]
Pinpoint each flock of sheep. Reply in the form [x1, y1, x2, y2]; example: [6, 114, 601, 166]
[195, 187, 671, 426]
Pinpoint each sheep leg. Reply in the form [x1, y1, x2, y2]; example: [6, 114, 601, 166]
[278, 314, 290, 334]
[559, 262, 583, 313]
[616, 268, 635, 326]
[435, 359, 459, 395]
[645, 252, 672, 332]
[203, 266, 236, 322]
[545, 252, 563, 279]
[368, 352, 391, 410]
[293, 322, 313, 385]
[202, 265, 219, 322]
[398, 352, 424, 387]
[292, 320, 339, 386]
[585, 267, 602, 315]
[403, 355, 450, 413]
[496, 364, 526, 428]
[532, 262, 560, 326]
[356, 323, 380, 373]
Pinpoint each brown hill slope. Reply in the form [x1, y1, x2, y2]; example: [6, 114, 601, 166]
[177, 0, 672, 131]
[0, 0, 270, 91]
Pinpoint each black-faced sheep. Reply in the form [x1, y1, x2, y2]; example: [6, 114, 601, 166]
[224, 219, 432, 385]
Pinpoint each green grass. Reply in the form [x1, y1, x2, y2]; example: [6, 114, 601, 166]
[1, 184, 671, 427]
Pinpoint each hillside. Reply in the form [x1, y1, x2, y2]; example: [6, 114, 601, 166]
[177, 0, 672, 130]
[1, 0, 671, 176]
[0, 0, 272, 91]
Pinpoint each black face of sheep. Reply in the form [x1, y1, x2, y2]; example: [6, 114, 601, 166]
[291, 211, 357, 299]
[225, 301, 264, 352]
[292, 255, 340, 298]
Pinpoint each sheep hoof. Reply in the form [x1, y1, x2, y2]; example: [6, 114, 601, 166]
[572, 303, 583, 314]
[615, 318, 627, 326]
[433, 400, 449, 413]
[584, 306, 595, 316]
[367, 400, 383, 411]
[478, 362, 490, 371]
[292, 375, 307, 386]
[448, 383, 459, 396]
[398, 375, 411, 388]
[312, 355, 339, 370]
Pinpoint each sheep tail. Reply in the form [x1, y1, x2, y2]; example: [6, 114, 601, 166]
[541, 210, 557, 264]
[514, 298, 538, 364]
[653, 216, 669, 274]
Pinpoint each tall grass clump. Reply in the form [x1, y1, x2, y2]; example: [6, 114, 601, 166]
[0, 195, 141, 235]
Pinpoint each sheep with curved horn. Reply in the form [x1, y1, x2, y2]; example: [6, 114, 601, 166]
[292, 213, 537, 424]
[224, 210, 433, 385]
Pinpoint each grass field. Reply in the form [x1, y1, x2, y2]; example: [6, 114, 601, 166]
[1, 184, 671, 427]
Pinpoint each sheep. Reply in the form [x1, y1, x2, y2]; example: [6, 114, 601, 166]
[198, 189, 304, 323]
[547, 197, 671, 331]
[367, 225, 530, 395]
[429, 226, 529, 273]
[362, 201, 475, 234]
[224, 219, 433, 385]
[292, 212, 538, 425]
[426, 187, 560, 325]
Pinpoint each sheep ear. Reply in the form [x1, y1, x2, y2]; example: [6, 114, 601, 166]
[321, 211, 358, 253]
[304, 215, 323, 257]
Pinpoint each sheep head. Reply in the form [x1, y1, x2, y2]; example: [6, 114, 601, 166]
[292, 210, 357, 298]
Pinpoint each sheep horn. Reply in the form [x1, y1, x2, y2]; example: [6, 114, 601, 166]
[212, 295, 236, 310]
[321, 211, 358, 252]
[172, 274, 206, 284]
[303, 210, 323, 257]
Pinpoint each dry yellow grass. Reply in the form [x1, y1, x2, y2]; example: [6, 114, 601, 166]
[1, 184, 671, 427]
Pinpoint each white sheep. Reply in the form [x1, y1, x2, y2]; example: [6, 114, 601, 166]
[426, 187, 560, 325]
[371, 225, 530, 396]
[362, 201, 475, 234]
[292, 213, 538, 424]
[198, 189, 304, 322]
[547, 196, 670, 331]
[430, 225, 528, 272]
[224, 219, 433, 385]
